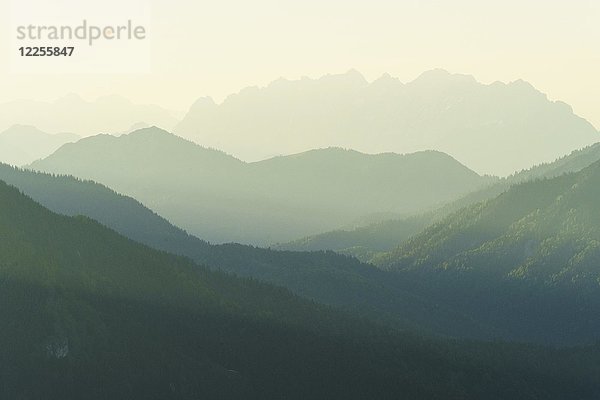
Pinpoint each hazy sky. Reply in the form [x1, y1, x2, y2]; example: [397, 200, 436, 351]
[1, 0, 599, 128]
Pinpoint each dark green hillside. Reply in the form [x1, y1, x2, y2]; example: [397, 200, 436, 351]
[377, 175, 577, 270]
[0, 164, 493, 338]
[375, 161, 600, 345]
[0, 162, 214, 258]
[2, 179, 600, 399]
[8, 162, 600, 344]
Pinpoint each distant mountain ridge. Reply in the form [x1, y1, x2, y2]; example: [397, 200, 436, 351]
[176, 69, 598, 176]
[0, 125, 80, 166]
[29, 127, 492, 245]
[0, 94, 179, 136]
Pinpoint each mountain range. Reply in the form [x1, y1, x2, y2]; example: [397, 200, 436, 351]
[4, 66, 600, 398]
[277, 142, 600, 259]
[0, 163, 497, 338]
[175, 69, 599, 176]
[0, 95, 179, 136]
[4, 178, 600, 398]
[5, 69, 597, 177]
[20, 134, 600, 344]
[0, 125, 80, 166]
[28, 127, 492, 245]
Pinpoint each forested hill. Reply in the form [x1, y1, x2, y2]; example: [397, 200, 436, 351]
[277, 141, 600, 259]
[378, 159, 600, 284]
[1, 179, 600, 399]
[0, 163, 495, 339]
[374, 160, 600, 345]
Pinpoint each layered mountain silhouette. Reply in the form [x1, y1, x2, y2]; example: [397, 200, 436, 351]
[0, 94, 179, 136]
[29, 127, 492, 245]
[4, 179, 600, 398]
[372, 159, 600, 344]
[175, 69, 598, 176]
[0, 125, 79, 166]
[2, 163, 487, 337]
[278, 142, 600, 258]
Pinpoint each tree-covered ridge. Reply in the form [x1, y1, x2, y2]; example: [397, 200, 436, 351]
[4, 179, 600, 398]
[376, 175, 577, 270]
[373, 161, 600, 344]
[275, 214, 431, 261]
[377, 165, 600, 282]
[0, 163, 496, 339]
[7, 161, 600, 344]
[0, 162, 214, 256]
[278, 141, 600, 258]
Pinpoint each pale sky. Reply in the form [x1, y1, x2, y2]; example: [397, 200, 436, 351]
[1, 0, 599, 128]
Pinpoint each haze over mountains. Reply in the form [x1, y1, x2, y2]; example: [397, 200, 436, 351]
[4, 67, 600, 397]
[278, 142, 600, 258]
[0, 180, 452, 398]
[23, 126, 600, 345]
[3, 176, 600, 398]
[0, 125, 80, 166]
[0, 94, 179, 136]
[273, 152, 600, 344]
[176, 69, 599, 176]
[5, 69, 597, 177]
[10, 139, 600, 347]
[0, 163, 494, 338]
[29, 127, 493, 245]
